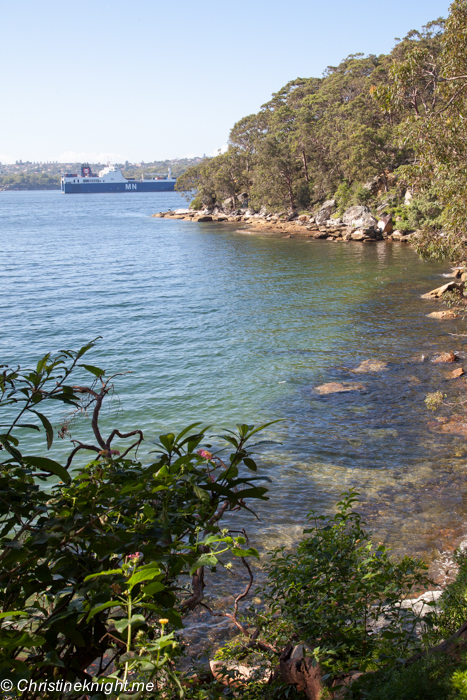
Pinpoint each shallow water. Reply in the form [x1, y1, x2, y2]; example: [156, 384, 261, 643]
[2, 191, 467, 566]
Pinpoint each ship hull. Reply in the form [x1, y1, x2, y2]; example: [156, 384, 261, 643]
[62, 181, 176, 193]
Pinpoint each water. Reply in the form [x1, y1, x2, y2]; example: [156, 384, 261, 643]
[2, 190, 467, 567]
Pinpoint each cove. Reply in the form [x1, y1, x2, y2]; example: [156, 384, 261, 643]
[1, 190, 466, 569]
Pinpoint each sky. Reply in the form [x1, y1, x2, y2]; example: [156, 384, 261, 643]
[0, 0, 452, 164]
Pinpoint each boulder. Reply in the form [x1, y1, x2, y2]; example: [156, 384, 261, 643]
[377, 215, 393, 234]
[313, 231, 328, 239]
[298, 215, 309, 222]
[343, 205, 377, 230]
[315, 199, 336, 225]
[314, 382, 365, 395]
[354, 359, 388, 373]
[404, 189, 413, 205]
[421, 281, 465, 299]
[432, 352, 459, 363]
[197, 216, 213, 222]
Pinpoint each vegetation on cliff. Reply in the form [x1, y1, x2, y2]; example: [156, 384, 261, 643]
[177, 0, 467, 263]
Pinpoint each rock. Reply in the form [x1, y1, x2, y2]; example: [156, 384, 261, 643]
[421, 281, 465, 299]
[404, 189, 413, 205]
[210, 660, 269, 688]
[426, 310, 459, 319]
[390, 230, 403, 240]
[152, 212, 164, 217]
[437, 415, 467, 436]
[298, 215, 309, 222]
[216, 215, 228, 221]
[238, 192, 249, 201]
[197, 216, 213, 222]
[377, 215, 393, 234]
[432, 352, 459, 363]
[448, 367, 465, 379]
[313, 231, 328, 239]
[342, 205, 377, 230]
[315, 199, 336, 225]
[314, 382, 365, 395]
[354, 359, 389, 373]
[351, 230, 368, 241]
[173, 208, 192, 215]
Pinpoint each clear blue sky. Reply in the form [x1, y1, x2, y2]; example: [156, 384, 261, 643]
[0, 0, 451, 164]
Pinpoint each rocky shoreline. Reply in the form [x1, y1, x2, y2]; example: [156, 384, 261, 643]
[153, 200, 416, 243]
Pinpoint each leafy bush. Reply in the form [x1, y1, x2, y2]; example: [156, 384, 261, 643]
[0, 341, 272, 697]
[352, 653, 466, 700]
[426, 550, 467, 644]
[190, 196, 203, 210]
[259, 491, 431, 676]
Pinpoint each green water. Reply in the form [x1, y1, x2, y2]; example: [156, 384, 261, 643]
[2, 191, 467, 568]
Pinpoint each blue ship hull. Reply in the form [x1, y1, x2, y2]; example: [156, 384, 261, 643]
[62, 180, 176, 193]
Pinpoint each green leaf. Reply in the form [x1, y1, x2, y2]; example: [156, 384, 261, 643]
[142, 582, 165, 596]
[0, 611, 27, 620]
[243, 458, 257, 471]
[84, 569, 123, 582]
[127, 567, 161, 589]
[32, 411, 54, 449]
[193, 484, 210, 502]
[79, 364, 105, 378]
[86, 600, 120, 621]
[0, 436, 22, 462]
[232, 547, 259, 559]
[36, 354, 50, 374]
[189, 553, 218, 575]
[23, 456, 70, 484]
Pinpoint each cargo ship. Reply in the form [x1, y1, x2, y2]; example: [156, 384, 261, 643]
[61, 164, 176, 193]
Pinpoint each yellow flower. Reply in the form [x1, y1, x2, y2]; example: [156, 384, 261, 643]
[158, 618, 169, 625]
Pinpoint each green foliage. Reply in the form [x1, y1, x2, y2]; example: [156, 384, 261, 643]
[426, 550, 467, 644]
[259, 491, 431, 676]
[0, 342, 272, 697]
[176, 28, 446, 213]
[374, 5, 467, 261]
[425, 391, 445, 411]
[0, 172, 60, 190]
[190, 196, 203, 210]
[351, 653, 466, 700]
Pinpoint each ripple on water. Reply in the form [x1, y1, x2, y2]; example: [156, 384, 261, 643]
[1, 192, 467, 569]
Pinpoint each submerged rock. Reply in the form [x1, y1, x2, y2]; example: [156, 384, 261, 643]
[314, 381, 365, 395]
[432, 352, 459, 363]
[437, 415, 467, 436]
[354, 359, 389, 373]
[447, 367, 464, 379]
[426, 310, 459, 319]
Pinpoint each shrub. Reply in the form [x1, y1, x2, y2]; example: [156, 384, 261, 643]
[190, 196, 203, 210]
[259, 491, 432, 676]
[0, 342, 272, 696]
[352, 653, 465, 700]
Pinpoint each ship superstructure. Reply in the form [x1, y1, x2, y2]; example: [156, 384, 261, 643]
[61, 164, 176, 193]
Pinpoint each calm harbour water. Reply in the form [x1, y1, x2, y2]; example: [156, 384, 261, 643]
[2, 190, 467, 566]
